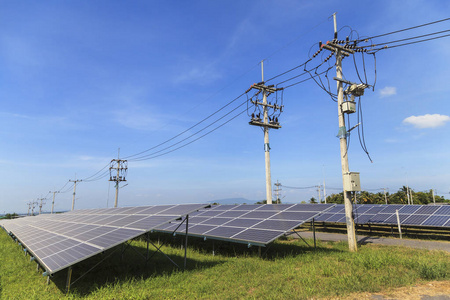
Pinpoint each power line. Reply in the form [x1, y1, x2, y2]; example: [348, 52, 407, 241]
[123, 93, 247, 160]
[129, 99, 250, 161]
[281, 184, 317, 190]
[60, 183, 74, 194]
[357, 16, 450, 41]
[81, 163, 111, 181]
[360, 29, 450, 49]
[132, 107, 250, 161]
[367, 33, 450, 53]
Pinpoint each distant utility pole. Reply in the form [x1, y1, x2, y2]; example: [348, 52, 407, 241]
[382, 188, 388, 204]
[109, 150, 128, 208]
[31, 201, 37, 216]
[38, 197, 46, 215]
[432, 189, 436, 205]
[323, 165, 327, 204]
[406, 185, 410, 205]
[27, 202, 32, 216]
[247, 61, 283, 204]
[69, 179, 82, 211]
[49, 191, 60, 214]
[321, 13, 367, 252]
[274, 180, 282, 204]
[316, 185, 322, 203]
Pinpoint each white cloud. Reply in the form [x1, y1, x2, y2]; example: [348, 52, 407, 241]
[403, 114, 450, 129]
[380, 86, 397, 98]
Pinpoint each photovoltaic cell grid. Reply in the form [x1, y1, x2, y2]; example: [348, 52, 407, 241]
[312, 204, 450, 227]
[370, 205, 450, 227]
[0, 204, 208, 274]
[155, 204, 336, 246]
[314, 204, 388, 224]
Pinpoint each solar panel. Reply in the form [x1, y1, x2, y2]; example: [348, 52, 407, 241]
[307, 204, 450, 228]
[0, 204, 208, 275]
[155, 204, 336, 246]
[366, 205, 450, 227]
[313, 204, 388, 225]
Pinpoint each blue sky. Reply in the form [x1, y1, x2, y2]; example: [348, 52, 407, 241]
[1, 0, 449, 213]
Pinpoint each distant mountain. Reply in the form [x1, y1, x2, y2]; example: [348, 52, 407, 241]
[208, 198, 256, 205]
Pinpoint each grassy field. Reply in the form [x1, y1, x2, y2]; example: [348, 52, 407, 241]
[0, 231, 448, 299]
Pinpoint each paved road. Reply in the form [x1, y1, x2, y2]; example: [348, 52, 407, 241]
[290, 231, 450, 252]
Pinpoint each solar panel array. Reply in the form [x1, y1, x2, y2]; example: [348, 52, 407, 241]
[314, 204, 450, 227]
[0, 204, 207, 274]
[156, 204, 335, 246]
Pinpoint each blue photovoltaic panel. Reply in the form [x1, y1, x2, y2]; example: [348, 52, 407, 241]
[154, 204, 336, 246]
[309, 204, 450, 228]
[326, 205, 345, 213]
[314, 213, 334, 222]
[367, 205, 450, 227]
[326, 214, 346, 223]
[414, 206, 440, 215]
[398, 205, 421, 214]
[377, 205, 404, 214]
[0, 204, 208, 274]
[436, 206, 450, 215]
[421, 216, 449, 227]
[402, 214, 430, 226]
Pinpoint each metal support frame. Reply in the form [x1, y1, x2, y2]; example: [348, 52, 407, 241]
[63, 214, 193, 293]
[144, 215, 191, 270]
[65, 267, 73, 294]
[292, 230, 312, 248]
[68, 246, 122, 293]
[261, 243, 273, 258]
[312, 218, 316, 249]
[184, 215, 189, 270]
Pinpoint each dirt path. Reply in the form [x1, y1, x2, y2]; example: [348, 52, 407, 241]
[338, 280, 450, 300]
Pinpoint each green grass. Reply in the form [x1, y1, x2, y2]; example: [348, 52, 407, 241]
[0, 231, 448, 299]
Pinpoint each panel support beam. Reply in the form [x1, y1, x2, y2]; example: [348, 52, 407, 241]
[65, 267, 73, 294]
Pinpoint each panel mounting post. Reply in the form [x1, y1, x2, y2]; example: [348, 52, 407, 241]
[65, 267, 73, 294]
[184, 214, 189, 270]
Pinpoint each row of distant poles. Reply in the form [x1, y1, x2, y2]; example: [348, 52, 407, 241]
[27, 153, 128, 216]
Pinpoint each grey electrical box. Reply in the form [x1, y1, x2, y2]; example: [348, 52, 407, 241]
[343, 172, 361, 191]
[342, 101, 356, 114]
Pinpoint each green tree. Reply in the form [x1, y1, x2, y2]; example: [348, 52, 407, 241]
[326, 192, 344, 204]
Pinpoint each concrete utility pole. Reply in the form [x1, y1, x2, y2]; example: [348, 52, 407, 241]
[432, 189, 436, 205]
[31, 201, 37, 216]
[323, 165, 327, 204]
[27, 202, 32, 216]
[38, 198, 46, 215]
[321, 14, 365, 252]
[317, 185, 322, 203]
[274, 180, 282, 204]
[50, 191, 60, 214]
[406, 185, 410, 204]
[382, 188, 388, 204]
[109, 150, 128, 208]
[247, 61, 283, 204]
[69, 179, 82, 211]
